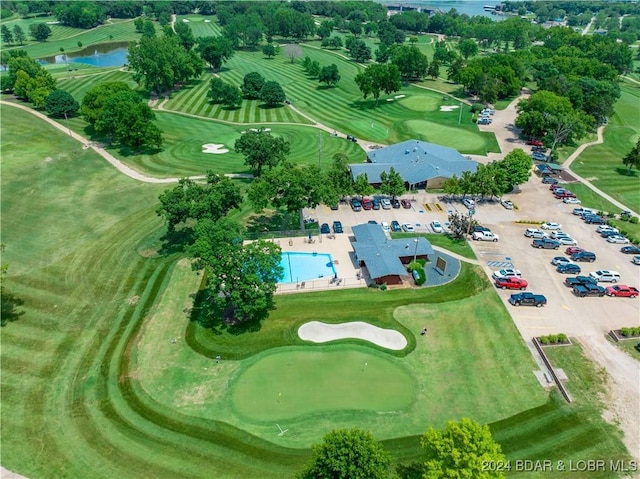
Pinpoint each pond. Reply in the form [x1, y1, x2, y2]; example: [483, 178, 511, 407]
[39, 41, 129, 68]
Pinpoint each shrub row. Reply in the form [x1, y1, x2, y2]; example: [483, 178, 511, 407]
[539, 333, 569, 344]
[620, 327, 640, 337]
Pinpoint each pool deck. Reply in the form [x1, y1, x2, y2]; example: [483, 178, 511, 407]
[271, 232, 462, 294]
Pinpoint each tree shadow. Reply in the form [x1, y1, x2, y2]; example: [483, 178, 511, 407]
[258, 103, 286, 110]
[189, 289, 265, 335]
[349, 99, 383, 111]
[157, 227, 196, 256]
[1, 287, 25, 327]
[221, 105, 242, 111]
[118, 144, 163, 156]
[396, 462, 423, 479]
[316, 84, 334, 90]
[614, 167, 637, 177]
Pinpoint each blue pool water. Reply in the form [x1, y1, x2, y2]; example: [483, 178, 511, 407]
[279, 252, 336, 284]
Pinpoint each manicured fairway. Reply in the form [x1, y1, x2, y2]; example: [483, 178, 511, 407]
[230, 347, 416, 421]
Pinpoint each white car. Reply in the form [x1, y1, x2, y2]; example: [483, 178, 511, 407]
[381, 221, 390, 232]
[541, 222, 562, 230]
[492, 269, 523, 280]
[549, 231, 569, 239]
[501, 199, 514, 209]
[589, 270, 621, 283]
[551, 257, 572, 266]
[381, 198, 391, 210]
[557, 237, 578, 246]
[563, 197, 581, 204]
[462, 198, 475, 209]
[606, 235, 629, 244]
[402, 223, 415, 233]
[633, 256, 640, 265]
[430, 220, 444, 233]
[596, 225, 619, 234]
[524, 228, 546, 239]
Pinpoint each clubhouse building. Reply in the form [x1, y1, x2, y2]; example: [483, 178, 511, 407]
[349, 139, 478, 190]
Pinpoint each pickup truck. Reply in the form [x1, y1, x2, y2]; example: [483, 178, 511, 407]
[508, 292, 547, 307]
[573, 284, 606, 297]
[565, 276, 597, 288]
[472, 231, 499, 242]
[532, 238, 560, 249]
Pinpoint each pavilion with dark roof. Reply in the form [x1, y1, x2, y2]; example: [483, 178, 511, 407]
[351, 223, 434, 285]
[349, 139, 478, 190]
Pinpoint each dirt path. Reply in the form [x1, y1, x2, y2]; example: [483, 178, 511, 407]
[1, 467, 28, 479]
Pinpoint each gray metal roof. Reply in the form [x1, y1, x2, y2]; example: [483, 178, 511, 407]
[352, 224, 434, 279]
[350, 139, 478, 185]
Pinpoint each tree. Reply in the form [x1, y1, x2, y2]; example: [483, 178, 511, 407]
[174, 20, 195, 51]
[298, 428, 395, 479]
[390, 44, 428, 80]
[379, 167, 405, 199]
[16, 3, 29, 18]
[241, 72, 265, 99]
[197, 36, 234, 71]
[458, 39, 479, 60]
[224, 12, 264, 48]
[1, 25, 14, 44]
[447, 212, 476, 239]
[422, 418, 506, 479]
[325, 153, 354, 201]
[206, 77, 241, 108]
[1, 244, 25, 327]
[29, 23, 51, 41]
[353, 173, 374, 197]
[156, 172, 243, 232]
[235, 131, 290, 176]
[354, 63, 402, 106]
[12, 25, 26, 45]
[348, 38, 372, 63]
[283, 43, 302, 64]
[318, 64, 340, 87]
[189, 218, 282, 324]
[45, 90, 79, 118]
[260, 81, 286, 106]
[622, 139, 640, 174]
[262, 43, 277, 59]
[493, 149, 532, 193]
[427, 60, 441, 80]
[81, 81, 132, 125]
[328, 36, 343, 50]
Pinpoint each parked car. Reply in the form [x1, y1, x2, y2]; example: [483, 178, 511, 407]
[550, 184, 563, 191]
[621, 245, 640, 254]
[555, 191, 577, 199]
[557, 263, 582, 274]
[430, 220, 444, 233]
[474, 225, 491, 233]
[589, 270, 621, 283]
[532, 152, 547, 161]
[362, 198, 373, 210]
[495, 277, 528, 290]
[381, 221, 390, 232]
[525, 228, 546, 239]
[402, 223, 415, 232]
[462, 198, 475, 209]
[549, 231, 569, 239]
[532, 238, 560, 249]
[330, 203, 339, 211]
[565, 246, 584, 255]
[565, 276, 597, 288]
[350, 199, 362, 212]
[605, 285, 639, 298]
[401, 199, 412, 209]
[600, 230, 621, 238]
[573, 284, 606, 297]
[381, 198, 391, 210]
[571, 251, 596, 262]
[332, 221, 343, 234]
[372, 198, 381, 210]
[596, 225, 618, 234]
[509, 292, 547, 307]
[526, 139, 544, 146]
[633, 256, 640, 265]
[606, 235, 629, 244]
[472, 231, 499, 242]
[477, 118, 492, 125]
[367, 220, 378, 225]
[391, 220, 402, 232]
[392, 198, 401, 209]
[542, 176, 558, 184]
[573, 207, 595, 216]
[584, 215, 606, 225]
[501, 199, 514, 209]
[557, 237, 578, 246]
[563, 197, 581, 204]
[541, 222, 562, 230]
[320, 223, 330, 234]
[552, 256, 572, 266]
[492, 269, 523, 280]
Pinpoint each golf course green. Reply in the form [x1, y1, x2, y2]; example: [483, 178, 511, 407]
[230, 347, 416, 421]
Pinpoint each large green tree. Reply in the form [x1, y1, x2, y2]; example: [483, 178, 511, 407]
[241, 72, 265, 99]
[348, 38, 372, 63]
[189, 218, 282, 324]
[390, 44, 428, 80]
[422, 418, 506, 479]
[156, 172, 243, 233]
[298, 428, 395, 479]
[259, 81, 286, 106]
[29, 23, 51, 41]
[354, 63, 402, 106]
[324, 153, 354, 203]
[12, 25, 26, 45]
[207, 77, 242, 108]
[622, 139, 640, 175]
[197, 35, 234, 71]
[45, 90, 79, 118]
[1, 25, 14, 44]
[235, 131, 290, 176]
[318, 64, 340, 87]
[174, 20, 195, 51]
[81, 81, 132, 125]
[458, 39, 479, 60]
[493, 149, 532, 193]
[379, 167, 405, 199]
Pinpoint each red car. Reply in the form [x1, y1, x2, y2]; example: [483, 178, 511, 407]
[605, 285, 639, 298]
[362, 198, 373, 210]
[555, 191, 577, 199]
[565, 246, 584, 255]
[400, 199, 412, 209]
[526, 139, 544, 146]
[495, 277, 529, 291]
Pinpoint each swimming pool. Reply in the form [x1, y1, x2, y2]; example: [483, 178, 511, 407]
[279, 252, 336, 284]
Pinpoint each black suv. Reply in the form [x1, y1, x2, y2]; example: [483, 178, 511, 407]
[584, 215, 606, 225]
[332, 221, 343, 234]
[573, 284, 606, 297]
[571, 251, 596, 262]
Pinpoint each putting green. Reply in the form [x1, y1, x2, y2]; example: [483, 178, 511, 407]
[350, 119, 390, 141]
[404, 119, 487, 151]
[230, 347, 416, 421]
[399, 95, 440, 112]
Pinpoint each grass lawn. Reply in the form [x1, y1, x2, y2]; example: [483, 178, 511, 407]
[392, 232, 476, 260]
[176, 14, 222, 37]
[612, 338, 640, 360]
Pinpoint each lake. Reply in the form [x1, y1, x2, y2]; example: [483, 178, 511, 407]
[379, 0, 519, 18]
[39, 41, 129, 68]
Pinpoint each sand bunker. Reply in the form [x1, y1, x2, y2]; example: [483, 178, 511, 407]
[202, 143, 229, 154]
[298, 321, 407, 350]
[440, 105, 460, 112]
